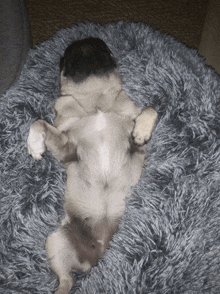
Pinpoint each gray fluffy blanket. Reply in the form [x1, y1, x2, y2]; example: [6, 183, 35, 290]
[1, 21, 220, 294]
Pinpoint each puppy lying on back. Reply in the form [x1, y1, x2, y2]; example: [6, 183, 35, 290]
[27, 37, 158, 294]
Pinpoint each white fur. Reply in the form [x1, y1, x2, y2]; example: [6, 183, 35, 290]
[27, 121, 46, 160]
[95, 111, 110, 173]
[94, 110, 107, 131]
[98, 141, 110, 173]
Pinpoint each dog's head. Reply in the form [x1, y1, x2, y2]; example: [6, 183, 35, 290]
[60, 37, 117, 83]
[59, 38, 122, 112]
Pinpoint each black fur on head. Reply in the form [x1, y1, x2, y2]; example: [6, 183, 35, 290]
[60, 37, 117, 83]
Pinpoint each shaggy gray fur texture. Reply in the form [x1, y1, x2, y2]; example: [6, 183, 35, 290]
[1, 22, 220, 294]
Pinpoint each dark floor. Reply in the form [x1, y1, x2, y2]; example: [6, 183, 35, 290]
[25, 0, 209, 48]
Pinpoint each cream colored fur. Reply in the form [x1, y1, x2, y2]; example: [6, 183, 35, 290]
[27, 70, 157, 294]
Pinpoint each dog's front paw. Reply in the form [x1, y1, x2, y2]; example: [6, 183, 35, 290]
[27, 121, 46, 160]
[132, 107, 158, 146]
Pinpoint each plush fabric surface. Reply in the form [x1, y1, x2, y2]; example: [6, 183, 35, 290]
[0, 0, 32, 96]
[1, 22, 220, 293]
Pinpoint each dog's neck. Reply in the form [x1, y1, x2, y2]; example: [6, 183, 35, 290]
[60, 70, 123, 113]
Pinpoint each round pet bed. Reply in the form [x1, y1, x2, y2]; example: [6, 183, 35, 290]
[1, 22, 220, 294]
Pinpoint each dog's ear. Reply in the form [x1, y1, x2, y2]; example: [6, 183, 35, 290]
[60, 56, 65, 72]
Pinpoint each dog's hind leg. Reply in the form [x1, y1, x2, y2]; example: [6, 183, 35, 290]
[46, 227, 91, 294]
[46, 229, 74, 294]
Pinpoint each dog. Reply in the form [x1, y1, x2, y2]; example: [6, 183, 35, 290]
[27, 37, 158, 294]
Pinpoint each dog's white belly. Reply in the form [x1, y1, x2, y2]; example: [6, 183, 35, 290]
[64, 110, 134, 222]
[65, 164, 128, 222]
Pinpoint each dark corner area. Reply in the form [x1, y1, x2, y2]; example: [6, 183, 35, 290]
[24, 0, 209, 49]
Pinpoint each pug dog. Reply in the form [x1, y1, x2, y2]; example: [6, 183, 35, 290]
[27, 37, 158, 294]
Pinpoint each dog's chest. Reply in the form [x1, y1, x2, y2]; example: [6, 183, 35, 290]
[94, 111, 110, 173]
[74, 111, 130, 182]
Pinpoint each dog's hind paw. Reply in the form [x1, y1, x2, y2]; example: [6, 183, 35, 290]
[55, 277, 74, 294]
[27, 121, 46, 160]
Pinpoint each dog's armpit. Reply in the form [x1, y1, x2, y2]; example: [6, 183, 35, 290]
[58, 141, 79, 164]
[113, 90, 141, 119]
[132, 107, 158, 146]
